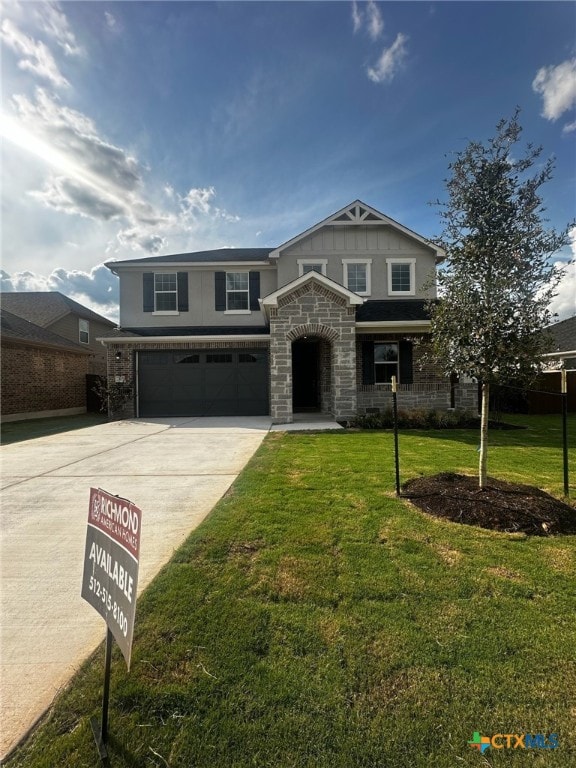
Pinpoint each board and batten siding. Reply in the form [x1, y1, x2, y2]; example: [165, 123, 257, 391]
[276, 225, 437, 300]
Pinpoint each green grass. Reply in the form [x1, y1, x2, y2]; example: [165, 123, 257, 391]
[6, 415, 576, 768]
[0, 413, 108, 445]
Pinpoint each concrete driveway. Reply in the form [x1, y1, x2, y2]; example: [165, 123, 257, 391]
[0, 416, 271, 760]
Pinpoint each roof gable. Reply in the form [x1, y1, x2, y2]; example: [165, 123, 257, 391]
[269, 200, 444, 260]
[261, 270, 365, 308]
[0, 309, 91, 353]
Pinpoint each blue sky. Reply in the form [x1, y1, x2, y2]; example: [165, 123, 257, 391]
[1, 1, 575, 322]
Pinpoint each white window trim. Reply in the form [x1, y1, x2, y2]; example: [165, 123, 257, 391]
[154, 272, 179, 312]
[342, 258, 372, 296]
[79, 318, 89, 344]
[386, 258, 416, 296]
[226, 270, 251, 312]
[297, 258, 328, 277]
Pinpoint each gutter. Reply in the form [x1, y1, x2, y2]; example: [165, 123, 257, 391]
[97, 334, 271, 345]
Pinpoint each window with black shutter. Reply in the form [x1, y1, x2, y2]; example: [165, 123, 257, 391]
[215, 270, 260, 312]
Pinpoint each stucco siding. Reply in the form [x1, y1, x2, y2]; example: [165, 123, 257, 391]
[118, 267, 277, 328]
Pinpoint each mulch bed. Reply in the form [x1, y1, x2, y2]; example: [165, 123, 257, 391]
[403, 473, 576, 536]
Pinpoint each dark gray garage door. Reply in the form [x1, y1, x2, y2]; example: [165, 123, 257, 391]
[138, 349, 269, 417]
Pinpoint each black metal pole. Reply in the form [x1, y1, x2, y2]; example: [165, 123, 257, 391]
[91, 628, 113, 761]
[562, 370, 569, 497]
[392, 376, 400, 496]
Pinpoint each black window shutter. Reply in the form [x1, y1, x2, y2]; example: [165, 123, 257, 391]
[215, 272, 226, 311]
[249, 271, 260, 311]
[399, 340, 413, 384]
[177, 272, 188, 312]
[143, 272, 154, 312]
[362, 341, 375, 385]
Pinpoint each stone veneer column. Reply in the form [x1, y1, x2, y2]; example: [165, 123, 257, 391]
[269, 283, 357, 424]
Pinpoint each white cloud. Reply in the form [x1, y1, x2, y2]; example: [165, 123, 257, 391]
[548, 227, 576, 322]
[549, 260, 576, 321]
[34, 2, 82, 56]
[352, 0, 384, 40]
[532, 58, 576, 124]
[1, 6, 241, 262]
[367, 32, 408, 84]
[351, 1, 362, 34]
[366, 1, 384, 41]
[29, 175, 129, 221]
[1, 18, 69, 88]
[105, 12, 118, 32]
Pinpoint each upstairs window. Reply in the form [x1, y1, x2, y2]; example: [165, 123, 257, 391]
[154, 273, 178, 311]
[79, 318, 89, 344]
[297, 259, 327, 277]
[214, 271, 260, 313]
[143, 272, 188, 313]
[387, 259, 415, 296]
[226, 272, 249, 310]
[343, 259, 371, 295]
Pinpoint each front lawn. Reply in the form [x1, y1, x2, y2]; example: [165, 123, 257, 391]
[7, 415, 576, 767]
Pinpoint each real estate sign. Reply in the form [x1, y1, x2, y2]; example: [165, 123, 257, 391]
[81, 488, 142, 668]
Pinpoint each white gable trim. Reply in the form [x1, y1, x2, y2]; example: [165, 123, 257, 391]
[269, 200, 445, 260]
[261, 270, 365, 308]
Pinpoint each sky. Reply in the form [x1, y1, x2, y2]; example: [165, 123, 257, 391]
[1, 0, 575, 324]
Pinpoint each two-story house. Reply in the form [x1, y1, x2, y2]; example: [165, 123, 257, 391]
[0, 291, 116, 375]
[102, 200, 477, 422]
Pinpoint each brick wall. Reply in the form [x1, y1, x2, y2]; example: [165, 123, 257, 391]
[1, 342, 89, 418]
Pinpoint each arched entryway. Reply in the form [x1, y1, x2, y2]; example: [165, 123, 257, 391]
[291, 334, 333, 414]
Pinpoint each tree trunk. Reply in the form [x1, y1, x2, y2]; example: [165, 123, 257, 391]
[479, 381, 490, 489]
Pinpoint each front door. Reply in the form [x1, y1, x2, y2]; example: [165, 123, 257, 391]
[292, 338, 320, 411]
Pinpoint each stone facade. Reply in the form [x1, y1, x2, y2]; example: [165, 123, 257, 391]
[268, 281, 357, 423]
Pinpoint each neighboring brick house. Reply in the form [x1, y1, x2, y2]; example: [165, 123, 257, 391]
[101, 200, 478, 422]
[546, 316, 576, 370]
[1, 309, 92, 422]
[0, 291, 116, 375]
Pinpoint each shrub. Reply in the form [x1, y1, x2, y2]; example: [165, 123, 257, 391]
[351, 408, 476, 430]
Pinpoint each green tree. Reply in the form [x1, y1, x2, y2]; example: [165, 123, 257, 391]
[430, 111, 572, 488]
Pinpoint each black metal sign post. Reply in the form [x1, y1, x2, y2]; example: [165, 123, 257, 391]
[561, 369, 569, 497]
[392, 376, 401, 496]
[82, 488, 142, 763]
[90, 629, 113, 761]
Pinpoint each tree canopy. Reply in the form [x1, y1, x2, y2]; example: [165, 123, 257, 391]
[430, 110, 572, 387]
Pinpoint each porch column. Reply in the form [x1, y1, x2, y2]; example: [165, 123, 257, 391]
[332, 323, 357, 420]
[269, 329, 293, 424]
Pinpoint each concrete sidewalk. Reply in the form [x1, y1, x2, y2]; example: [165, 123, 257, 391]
[0, 416, 271, 760]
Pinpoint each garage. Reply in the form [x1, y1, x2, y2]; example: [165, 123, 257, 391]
[137, 349, 269, 417]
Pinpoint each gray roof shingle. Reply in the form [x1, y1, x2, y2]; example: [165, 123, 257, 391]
[0, 309, 92, 352]
[547, 316, 576, 353]
[106, 248, 273, 269]
[0, 292, 116, 327]
[356, 300, 432, 322]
